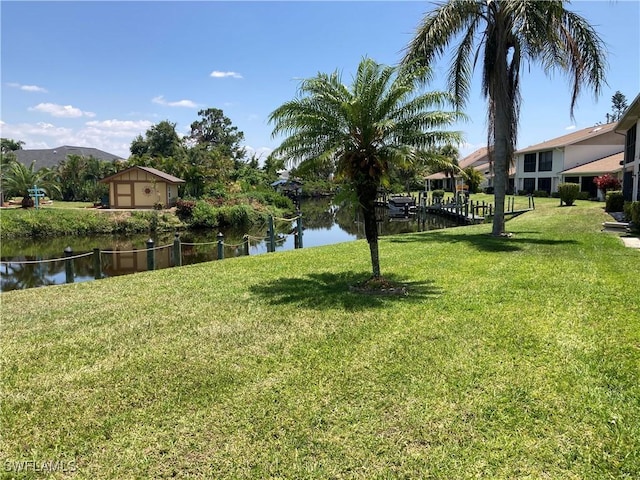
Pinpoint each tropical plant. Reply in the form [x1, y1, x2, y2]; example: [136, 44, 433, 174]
[1, 138, 24, 155]
[1, 160, 61, 207]
[404, 0, 607, 236]
[594, 173, 621, 195]
[269, 57, 463, 279]
[438, 144, 460, 192]
[463, 166, 484, 193]
[557, 182, 580, 206]
[55, 155, 116, 201]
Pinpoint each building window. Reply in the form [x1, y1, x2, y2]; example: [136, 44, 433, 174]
[565, 176, 579, 184]
[523, 178, 535, 193]
[538, 151, 553, 171]
[626, 125, 637, 165]
[538, 177, 552, 193]
[524, 153, 536, 172]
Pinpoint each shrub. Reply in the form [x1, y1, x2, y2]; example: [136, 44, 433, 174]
[624, 201, 640, 226]
[216, 204, 256, 227]
[577, 191, 590, 201]
[605, 191, 624, 212]
[248, 188, 294, 210]
[533, 190, 550, 198]
[190, 201, 218, 229]
[557, 183, 580, 206]
[484, 186, 494, 194]
[432, 189, 445, 200]
[175, 198, 197, 221]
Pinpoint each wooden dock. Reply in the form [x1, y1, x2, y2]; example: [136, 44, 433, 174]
[420, 195, 535, 224]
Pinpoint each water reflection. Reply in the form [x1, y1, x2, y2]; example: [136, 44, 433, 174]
[1, 199, 460, 292]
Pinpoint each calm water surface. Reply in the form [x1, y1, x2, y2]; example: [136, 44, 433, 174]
[0, 199, 460, 292]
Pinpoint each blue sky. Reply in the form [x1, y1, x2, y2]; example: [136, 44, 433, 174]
[2, 1, 639, 162]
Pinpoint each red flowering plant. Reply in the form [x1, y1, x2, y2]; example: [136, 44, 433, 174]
[593, 174, 621, 194]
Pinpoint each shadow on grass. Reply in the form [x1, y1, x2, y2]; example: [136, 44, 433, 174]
[388, 230, 578, 252]
[249, 271, 442, 310]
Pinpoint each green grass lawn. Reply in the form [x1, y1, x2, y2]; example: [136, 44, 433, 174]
[1, 198, 639, 479]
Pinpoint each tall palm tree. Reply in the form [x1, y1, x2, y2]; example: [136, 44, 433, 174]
[404, 0, 607, 236]
[269, 57, 463, 279]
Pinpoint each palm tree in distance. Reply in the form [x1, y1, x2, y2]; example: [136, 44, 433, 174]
[439, 144, 460, 193]
[269, 57, 463, 280]
[404, 0, 607, 236]
[1, 160, 60, 207]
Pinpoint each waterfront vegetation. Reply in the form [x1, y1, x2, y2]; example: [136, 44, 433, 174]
[2, 198, 639, 478]
[0, 195, 293, 240]
[0, 205, 184, 239]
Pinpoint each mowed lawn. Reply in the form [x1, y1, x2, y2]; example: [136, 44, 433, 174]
[1, 199, 639, 479]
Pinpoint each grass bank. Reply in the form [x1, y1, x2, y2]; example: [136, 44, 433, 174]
[1, 199, 639, 479]
[0, 207, 185, 239]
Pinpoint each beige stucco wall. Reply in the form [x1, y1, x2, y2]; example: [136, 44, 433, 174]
[104, 169, 182, 208]
[133, 181, 167, 207]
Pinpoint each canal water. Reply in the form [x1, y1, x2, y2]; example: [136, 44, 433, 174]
[0, 199, 460, 292]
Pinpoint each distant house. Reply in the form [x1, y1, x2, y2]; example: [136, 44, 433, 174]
[425, 146, 515, 193]
[559, 152, 623, 200]
[99, 166, 185, 209]
[513, 123, 624, 197]
[13, 145, 123, 169]
[614, 92, 640, 202]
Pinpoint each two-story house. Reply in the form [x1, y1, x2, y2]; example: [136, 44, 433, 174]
[615, 93, 640, 202]
[513, 123, 624, 197]
[426, 146, 515, 192]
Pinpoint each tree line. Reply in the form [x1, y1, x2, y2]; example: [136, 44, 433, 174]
[0, 108, 288, 207]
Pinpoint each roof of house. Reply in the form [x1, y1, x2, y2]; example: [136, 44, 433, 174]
[615, 92, 640, 133]
[560, 152, 624, 175]
[13, 145, 124, 169]
[100, 166, 185, 184]
[426, 146, 490, 180]
[426, 159, 514, 180]
[425, 171, 447, 180]
[515, 122, 620, 154]
[459, 146, 490, 169]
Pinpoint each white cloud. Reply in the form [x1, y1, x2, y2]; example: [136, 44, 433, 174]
[565, 125, 576, 131]
[152, 95, 198, 108]
[7, 82, 48, 93]
[29, 103, 95, 118]
[210, 71, 243, 79]
[85, 119, 153, 137]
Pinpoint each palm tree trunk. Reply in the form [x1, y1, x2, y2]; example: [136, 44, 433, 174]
[492, 102, 508, 236]
[358, 180, 382, 278]
[363, 204, 381, 278]
[491, 54, 512, 236]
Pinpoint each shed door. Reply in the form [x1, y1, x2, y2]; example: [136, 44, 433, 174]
[115, 182, 133, 208]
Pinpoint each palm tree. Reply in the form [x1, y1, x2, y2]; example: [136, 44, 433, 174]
[1, 160, 60, 207]
[269, 57, 463, 279]
[439, 144, 460, 193]
[404, 0, 607, 236]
